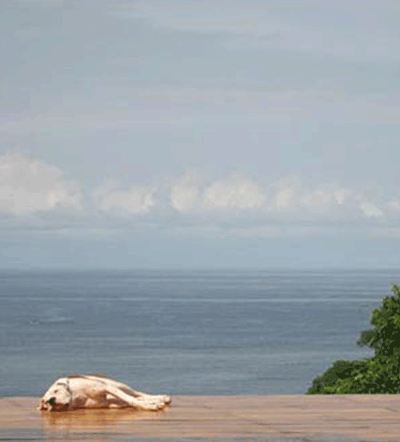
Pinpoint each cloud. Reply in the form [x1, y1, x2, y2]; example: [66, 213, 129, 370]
[170, 173, 266, 213]
[388, 200, 400, 211]
[266, 177, 351, 216]
[0, 153, 82, 215]
[203, 175, 265, 210]
[269, 178, 297, 211]
[301, 188, 348, 208]
[93, 179, 156, 214]
[170, 172, 201, 213]
[359, 202, 384, 219]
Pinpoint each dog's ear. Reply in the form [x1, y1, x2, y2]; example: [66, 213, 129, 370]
[85, 373, 108, 378]
[68, 374, 85, 379]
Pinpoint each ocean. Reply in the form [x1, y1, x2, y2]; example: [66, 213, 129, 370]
[0, 269, 397, 398]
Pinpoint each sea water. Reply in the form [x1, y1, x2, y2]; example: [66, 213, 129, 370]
[0, 269, 397, 397]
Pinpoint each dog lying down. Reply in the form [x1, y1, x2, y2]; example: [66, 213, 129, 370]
[40, 374, 171, 412]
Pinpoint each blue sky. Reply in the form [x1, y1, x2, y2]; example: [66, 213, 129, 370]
[1, 0, 400, 269]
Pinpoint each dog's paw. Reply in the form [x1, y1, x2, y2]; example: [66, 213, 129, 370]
[140, 401, 167, 411]
[163, 395, 171, 405]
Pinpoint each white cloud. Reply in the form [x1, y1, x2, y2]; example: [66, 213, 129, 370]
[202, 176, 265, 210]
[332, 189, 348, 205]
[270, 184, 295, 210]
[301, 190, 332, 208]
[93, 179, 156, 214]
[359, 202, 384, 219]
[388, 200, 400, 211]
[170, 172, 201, 213]
[0, 153, 82, 214]
[268, 176, 302, 211]
[266, 176, 354, 216]
[300, 186, 350, 212]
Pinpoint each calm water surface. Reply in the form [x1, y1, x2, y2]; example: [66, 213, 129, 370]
[0, 269, 398, 397]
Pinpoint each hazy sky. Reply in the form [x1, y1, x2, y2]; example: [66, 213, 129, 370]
[1, 0, 400, 269]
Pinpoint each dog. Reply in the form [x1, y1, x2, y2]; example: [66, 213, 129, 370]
[40, 374, 171, 411]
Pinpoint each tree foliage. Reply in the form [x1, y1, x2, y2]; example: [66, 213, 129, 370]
[307, 359, 370, 394]
[357, 285, 400, 357]
[307, 285, 400, 394]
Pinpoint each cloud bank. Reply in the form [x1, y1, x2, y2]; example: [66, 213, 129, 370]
[94, 179, 156, 214]
[0, 153, 81, 215]
[0, 153, 398, 238]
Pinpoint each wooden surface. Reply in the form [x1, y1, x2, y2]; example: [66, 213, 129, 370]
[1, 395, 400, 441]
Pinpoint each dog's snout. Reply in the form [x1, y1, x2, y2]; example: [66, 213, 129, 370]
[48, 397, 56, 406]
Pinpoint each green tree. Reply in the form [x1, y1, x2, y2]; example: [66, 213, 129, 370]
[307, 359, 370, 394]
[357, 285, 400, 357]
[306, 284, 400, 394]
[328, 356, 400, 394]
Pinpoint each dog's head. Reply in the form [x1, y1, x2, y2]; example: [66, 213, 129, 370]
[40, 382, 72, 411]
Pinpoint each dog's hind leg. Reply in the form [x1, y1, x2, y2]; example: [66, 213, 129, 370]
[104, 385, 169, 411]
[85, 376, 170, 404]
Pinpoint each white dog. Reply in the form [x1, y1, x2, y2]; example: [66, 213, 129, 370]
[40, 374, 171, 411]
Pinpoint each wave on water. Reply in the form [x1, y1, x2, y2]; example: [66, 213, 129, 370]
[29, 307, 74, 325]
[29, 316, 74, 325]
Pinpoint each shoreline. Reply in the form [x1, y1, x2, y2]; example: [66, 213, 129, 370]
[2, 395, 400, 441]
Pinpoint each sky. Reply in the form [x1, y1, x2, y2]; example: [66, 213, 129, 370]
[1, 0, 400, 269]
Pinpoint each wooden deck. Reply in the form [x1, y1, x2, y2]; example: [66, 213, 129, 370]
[1, 395, 400, 441]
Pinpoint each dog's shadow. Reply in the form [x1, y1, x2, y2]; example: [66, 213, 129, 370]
[40, 406, 171, 433]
